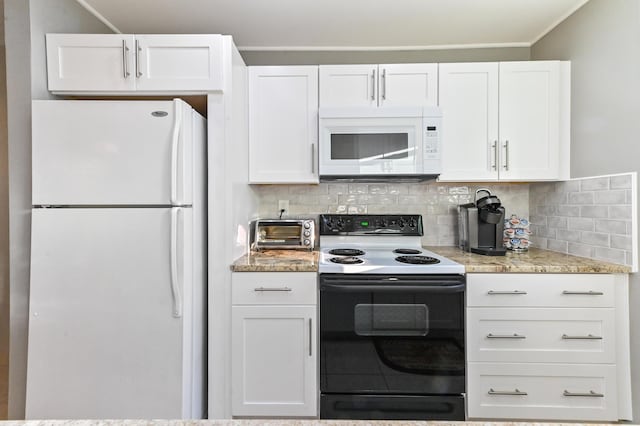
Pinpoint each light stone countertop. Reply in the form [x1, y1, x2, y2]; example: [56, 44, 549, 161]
[230, 247, 630, 274]
[426, 247, 631, 274]
[230, 250, 319, 272]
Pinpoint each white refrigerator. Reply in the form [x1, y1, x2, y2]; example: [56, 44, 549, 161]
[25, 99, 207, 419]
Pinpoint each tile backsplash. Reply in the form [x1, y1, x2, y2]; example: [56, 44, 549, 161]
[253, 182, 530, 246]
[529, 173, 636, 267]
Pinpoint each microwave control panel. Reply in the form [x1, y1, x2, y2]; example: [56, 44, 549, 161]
[423, 116, 441, 160]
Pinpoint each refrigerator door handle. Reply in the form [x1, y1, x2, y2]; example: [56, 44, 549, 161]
[170, 99, 183, 205]
[170, 207, 183, 318]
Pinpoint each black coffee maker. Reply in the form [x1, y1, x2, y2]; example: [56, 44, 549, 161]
[458, 189, 507, 256]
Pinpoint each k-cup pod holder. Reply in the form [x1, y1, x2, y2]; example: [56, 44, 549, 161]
[503, 214, 532, 252]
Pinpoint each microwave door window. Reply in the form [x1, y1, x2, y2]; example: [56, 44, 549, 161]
[330, 133, 411, 162]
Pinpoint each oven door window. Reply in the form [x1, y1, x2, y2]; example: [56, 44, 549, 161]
[354, 304, 428, 336]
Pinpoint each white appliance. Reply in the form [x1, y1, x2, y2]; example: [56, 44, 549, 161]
[318, 107, 442, 181]
[26, 99, 206, 419]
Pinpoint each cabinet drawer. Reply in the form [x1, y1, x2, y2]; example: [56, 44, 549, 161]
[468, 362, 617, 421]
[467, 274, 616, 307]
[232, 272, 316, 305]
[467, 308, 615, 363]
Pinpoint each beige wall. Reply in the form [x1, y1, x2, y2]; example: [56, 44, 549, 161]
[532, 0, 640, 419]
[240, 46, 530, 65]
[0, 44, 9, 420]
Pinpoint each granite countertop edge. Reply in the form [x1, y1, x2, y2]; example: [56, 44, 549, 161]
[230, 247, 631, 274]
[0, 420, 624, 426]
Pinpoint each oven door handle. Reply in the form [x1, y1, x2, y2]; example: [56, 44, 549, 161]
[320, 283, 465, 293]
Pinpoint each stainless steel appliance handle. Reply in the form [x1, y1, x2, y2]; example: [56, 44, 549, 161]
[563, 390, 604, 398]
[170, 207, 183, 318]
[311, 143, 316, 173]
[308, 318, 312, 356]
[562, 290, 604, 295]
[381, 68, 386, 100]
[487, 333, 526, 339]
[135, 39, 142, 78]
[320, 283, 465, 293]
[371, 69, 376, 101]
[488, 388, 527, 396]
[503, 140, 510, 170]
[562, 334, 603, 340]
[122, 40, 130, 78]
[254, 287, 292, 292]
[487, 290, 527, 295]
[492, 140, 498, 170]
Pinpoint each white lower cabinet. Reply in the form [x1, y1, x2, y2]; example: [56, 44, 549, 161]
[231, 272, 317, 417]
[466, 273, 631, 422]
[468, 363, 617, 421]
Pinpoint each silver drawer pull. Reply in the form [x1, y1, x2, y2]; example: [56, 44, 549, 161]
[254, 287, 292, 292]
[487, 290, 527, 295]
[562, 290, 604, 295]
[488, 388, 528, 396]
[487, 333, 526, 339]
[563, 390, 604, 398]
[562, 334, 603, 340]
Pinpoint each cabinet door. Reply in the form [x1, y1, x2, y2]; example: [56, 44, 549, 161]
[232, 305, 317, 417]
[135, 35, 223, 91]
[378, 63, 438, 107]
[499, 61, 561, 180]
[249, 66, 319, 183]
[46, 34, 136, 92]
[319, 65, 377, 108]
[438, 63, 499, 181]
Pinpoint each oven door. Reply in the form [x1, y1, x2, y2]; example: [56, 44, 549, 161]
[320, 273, 465, 394]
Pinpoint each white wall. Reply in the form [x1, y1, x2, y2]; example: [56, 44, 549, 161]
[4, 0, 112, 418]
[531, 0, 640, 419]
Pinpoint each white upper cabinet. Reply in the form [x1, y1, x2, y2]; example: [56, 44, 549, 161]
[319, 64, 438, 108]
[134, 35, 223, 92]
[498, 61, 562, 181]
[249, 66, 319, 184]
[439, 62, 500, 181]
[46, 33, 223, 93]
[46, 34, 136, 92]
[439, 61, 569, 182]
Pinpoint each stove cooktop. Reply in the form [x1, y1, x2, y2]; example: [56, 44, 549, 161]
[319, 246, 464, 274]
[318, 214, 465, 275]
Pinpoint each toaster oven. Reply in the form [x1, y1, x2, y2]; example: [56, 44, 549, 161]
[252, 219, 315, 251]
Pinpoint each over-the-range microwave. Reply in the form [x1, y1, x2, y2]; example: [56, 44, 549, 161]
[318, 107, 442, 182]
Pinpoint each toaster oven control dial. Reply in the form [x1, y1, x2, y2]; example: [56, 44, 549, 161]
[304, 231, 311, 237]
[304, 239, 311, 245]
[304, 222, 311, 229]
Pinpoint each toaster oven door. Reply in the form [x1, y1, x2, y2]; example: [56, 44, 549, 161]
[255, 222, 303, 248]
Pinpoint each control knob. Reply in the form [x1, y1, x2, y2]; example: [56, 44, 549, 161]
[304, 231, 311, 237]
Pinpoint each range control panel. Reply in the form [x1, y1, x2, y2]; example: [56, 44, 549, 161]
[319, 214, 423, 236]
